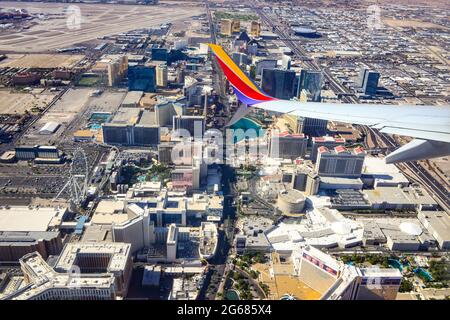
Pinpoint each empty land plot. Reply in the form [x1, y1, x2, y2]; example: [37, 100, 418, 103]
[382, 18, 449, 30]
[19, 88, 92, 145]
[0, 54, 84, 69]
[0, 2, 204, 52]
[0, 90, 56, 114]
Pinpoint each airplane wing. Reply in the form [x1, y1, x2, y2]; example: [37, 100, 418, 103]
[208, 43, 450, 162]
[253, 100, 450, 143]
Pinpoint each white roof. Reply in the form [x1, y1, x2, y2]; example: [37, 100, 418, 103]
[0, 206, 65, 232]
[331, 221, 352, 235]
[399, 222, 422, 236]
[39, 121, 60, 134]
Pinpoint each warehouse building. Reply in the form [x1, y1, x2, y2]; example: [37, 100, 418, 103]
[358, 217, 437, 251]
[14, 145, 61, 163]
[38, 122, 60, 135]
[361, 157, 409, 188]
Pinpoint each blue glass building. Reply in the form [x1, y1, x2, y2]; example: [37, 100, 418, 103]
[261, 68, 297, 99]
[362, 70, 380, 96]
[298, 70, 323, 102]
[128, 65, 156, 92]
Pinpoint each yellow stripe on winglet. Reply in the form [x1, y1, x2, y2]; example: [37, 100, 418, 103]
[208, 43, 262, 93]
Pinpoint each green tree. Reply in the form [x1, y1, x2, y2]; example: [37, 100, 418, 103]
[399, 279, 414, 292]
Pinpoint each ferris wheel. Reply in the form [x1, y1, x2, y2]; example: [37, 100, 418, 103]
[53, 147, 88, 207]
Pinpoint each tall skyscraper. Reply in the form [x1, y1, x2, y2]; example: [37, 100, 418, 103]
[166, 224, 178, 262]
[255, 59, 278, 78]
[298, 114, 328, 137]
[151, 47, 169, 62]
[294, 246, 403, 300]
[261, 68, 297, 99]
[298, 69, 323, 102]
[156, 64, 168, 87]
[102, 109, 160, 146]
[221, 19, 232, 36]
[107, 55, 128, 87]
[173, 115, 205, 139]
[232, 52, 250, 66]
[231, 19, 241, 33]
[281, 54, 292, 70]
[358, 68, 380, 95]
[315, 146, 366, 178]
[357, 68, 368, 87]
[361, 69, 380, 96]
[250, 21, 261, 37]
[128, 65, 156, 92]
[297, 86, 328, 137]
[269, 131, 308, 160]
[311, 136, 346, 162]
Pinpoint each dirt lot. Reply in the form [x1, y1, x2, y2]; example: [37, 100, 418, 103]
[0, 54, 84, 69]
[19, 87, 92, 145]
[0, 89, 56, 114]
[0, 1, 203, 52]
[382, 18, 448, 30]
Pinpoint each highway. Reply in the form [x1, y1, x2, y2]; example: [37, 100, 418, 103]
[255, 7, 358, 104]
[254, 6, 449, 212]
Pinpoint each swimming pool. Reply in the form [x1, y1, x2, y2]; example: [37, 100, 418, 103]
[230, 117, 264, 143]
[225, 290, 240, 300]
[90, 112, 112, 123]
[414, 268, 433, 281]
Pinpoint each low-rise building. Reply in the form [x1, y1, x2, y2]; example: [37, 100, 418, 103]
[364, 186, 437, 211]
[417, 211, 450, 250]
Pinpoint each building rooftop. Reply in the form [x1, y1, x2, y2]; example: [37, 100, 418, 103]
[110, 107, 141, 124]
[418, 211, 450, 243]
[95, 200, 125, 215]
[55, 242, 131, 273]
[267, 207, 364, 251]
[5, 252, 116, 300]
[81, 224, 113, 242]
[278, 189, 306, 204]
[364, 186, 437, 206]
[362, 157, 409, 186]
[313, 136, 346, 143]
[0, 206, 67, 232]
[121, 91, 143, 106]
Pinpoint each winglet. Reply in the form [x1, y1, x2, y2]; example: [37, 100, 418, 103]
[208, 44, 275, 105]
